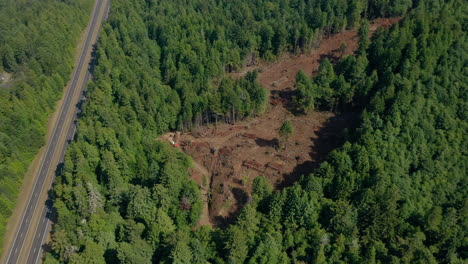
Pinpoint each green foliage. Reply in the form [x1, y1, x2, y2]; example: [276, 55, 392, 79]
[357, 20, 370, 55]
[0, 0, 93, 252]
[252, 176, 273, 201]
[230, 1, 465, 263]
[44, 0, 468, 263]
[47, 2, 391, 260]
[213, 72, 269, 125]
[117, 239, 153, 264]
[279, 120, 294, 149]
[279, 120, 294, 140]
[293, 70, 316, 113]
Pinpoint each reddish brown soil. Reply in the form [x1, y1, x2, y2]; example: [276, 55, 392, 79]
[233, 17, 401, 86]
[160, 17, 400, 227]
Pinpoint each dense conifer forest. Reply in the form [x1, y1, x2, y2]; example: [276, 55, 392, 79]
[43, 0, 466, 263]
[0, 0, 92, 251]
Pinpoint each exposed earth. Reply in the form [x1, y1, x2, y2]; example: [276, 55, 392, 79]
[159, 17, 401, 227]
[0, 72, 13, 88]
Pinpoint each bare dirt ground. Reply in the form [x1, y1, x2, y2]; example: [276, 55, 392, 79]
[233, 17, 401, 83]
[0, 72, 13, 88]
[160, 17, 401, 227]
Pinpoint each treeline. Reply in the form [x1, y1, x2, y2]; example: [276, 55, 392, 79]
[292, 18, 386, 114]
[39, 0, 442, 263]
[0, 0, 92, 252]
[226, 0, 466, 262]
[102, 0, 411, 131]
[232, 0, 467, 263]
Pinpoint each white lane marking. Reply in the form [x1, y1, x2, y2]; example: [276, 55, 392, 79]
[33, 222, 47, 264]
[8, 1, 107, 263]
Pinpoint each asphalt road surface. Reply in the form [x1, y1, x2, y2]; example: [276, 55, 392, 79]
[4, 0, 110, 263]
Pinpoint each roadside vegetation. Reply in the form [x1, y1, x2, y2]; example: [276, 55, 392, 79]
[45, 0, 466, 263]
[0, 0, 93, 253]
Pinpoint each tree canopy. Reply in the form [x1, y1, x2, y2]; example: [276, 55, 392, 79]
[0, 0, 93, 252]
[44, 0, 466, 263]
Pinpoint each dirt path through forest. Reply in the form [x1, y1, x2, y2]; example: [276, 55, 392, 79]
[233, 17, 401, 88]
[191, 160, 212, 227]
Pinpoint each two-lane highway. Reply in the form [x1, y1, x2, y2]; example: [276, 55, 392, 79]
[3, 0, 110, 263]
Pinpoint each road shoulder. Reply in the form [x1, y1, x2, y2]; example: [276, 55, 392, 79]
[0, 0, 98, 261]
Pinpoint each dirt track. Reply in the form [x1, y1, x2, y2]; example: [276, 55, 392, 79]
[233, 17, 401, 86]
[161, 17, 401, 227]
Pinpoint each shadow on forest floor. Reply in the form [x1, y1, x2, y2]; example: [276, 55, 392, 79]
[212, 187, 250, 228]
[278, 112, 359, 189]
